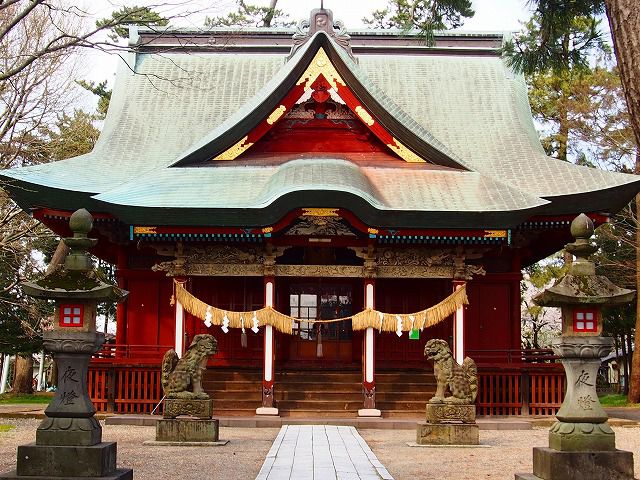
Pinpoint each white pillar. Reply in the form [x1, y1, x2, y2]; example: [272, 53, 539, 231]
[257, 278, 278, 415]
[453, 280, 466, 364]
[36, 351, 46, 391]
[175, 300, 184, 358]
[1, 355, 12, 394]
[359, 279, 381, 417]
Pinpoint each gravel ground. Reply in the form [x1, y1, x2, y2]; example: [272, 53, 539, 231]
[1, 420, 640, 479]
[361, 426, 640, 480]
[0, 419, 278, 480]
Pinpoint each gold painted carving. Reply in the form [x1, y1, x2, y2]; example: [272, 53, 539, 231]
[262, 227, 274, 234]
[484, 230, 507, 238]
[355, 106, 374, 126]
[267, 105, 287, 125]
[155, 262, 466, 279]
[388, 137, 426, 163]
[378, 266, 454, 278]
[285, 216, 355, 236]
[302, 208, 339, 217]
[134, 226, 157, 234]
[377, 248, 455, 267]
[296, 48, 345, 91]
[276, 265, 364, 277]
[213, 136, 254, 161]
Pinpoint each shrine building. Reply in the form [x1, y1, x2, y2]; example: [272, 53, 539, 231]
[3, 8, 640, 417]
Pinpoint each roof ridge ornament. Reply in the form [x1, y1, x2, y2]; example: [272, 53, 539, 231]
[288, 8, 355, 61]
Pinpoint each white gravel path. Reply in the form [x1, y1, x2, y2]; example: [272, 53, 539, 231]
[1, 419, 640, 479]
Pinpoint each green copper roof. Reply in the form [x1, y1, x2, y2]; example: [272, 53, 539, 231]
[2, 28, 639, 229]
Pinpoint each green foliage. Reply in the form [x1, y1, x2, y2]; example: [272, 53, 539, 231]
[76, 80, 111, 119]
[205, 1, 295, 28]
[96, 6, 169, 42]
[527, 65, 631, 162]
[0, 393, 53, 404]
[363, 0, 474, 42]
[502, 1, 606, 75]
[0, 425, 16, 432]
[598, 393, 638, 407]
[43, 110, 100, 161]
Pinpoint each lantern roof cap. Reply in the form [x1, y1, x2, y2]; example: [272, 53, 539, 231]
[534, 213, 635, 307]
[21, 209, 128, 302]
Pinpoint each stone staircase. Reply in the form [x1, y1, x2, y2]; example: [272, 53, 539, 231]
[202, 368, 436, 417]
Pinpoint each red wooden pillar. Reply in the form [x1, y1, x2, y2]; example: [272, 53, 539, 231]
[115, 248, 127, 353]
[257, 276, 278, 415]
[359, 278, 381, 416]
[452, 279, 466, 364]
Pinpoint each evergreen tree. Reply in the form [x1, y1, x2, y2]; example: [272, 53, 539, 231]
[96, 6, 169, 42]
[363, 0, 474, 42]
[205, 1, 294, 28]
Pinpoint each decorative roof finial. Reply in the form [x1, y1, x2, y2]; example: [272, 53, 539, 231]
[288, 7, 355, 61]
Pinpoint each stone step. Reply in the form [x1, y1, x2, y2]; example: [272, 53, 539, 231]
[276, 399, 364, 411]
[211, 399, 264, 409]
[274, 391, 363, 401]
[202, 367, 438, 417]
[279, 409, 358, 418]
[209, 390, 262, 400]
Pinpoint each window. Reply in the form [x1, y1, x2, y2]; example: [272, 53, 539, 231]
[289, 285, 353, 341]
[60, 304, 84, 327]
[573, 309, 597, 332]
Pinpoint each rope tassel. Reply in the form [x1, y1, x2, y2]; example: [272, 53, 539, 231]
[240, 317, 247, 348]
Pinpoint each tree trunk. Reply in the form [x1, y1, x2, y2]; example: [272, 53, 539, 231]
[605, 0, 640, 403]
[626, 327, 633, 379]
[263, 0, 278, 27]
[621, 333, 629, 394]
[13, 355, 34, 394]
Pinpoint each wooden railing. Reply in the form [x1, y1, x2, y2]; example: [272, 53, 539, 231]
[476, 366, 565, 416]
[88, 363, 566, 416]
[88, 364, 163, 414]
[92, 344, 172, 363]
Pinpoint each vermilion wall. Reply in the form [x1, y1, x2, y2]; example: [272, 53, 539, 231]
[118, 273, 521, 367]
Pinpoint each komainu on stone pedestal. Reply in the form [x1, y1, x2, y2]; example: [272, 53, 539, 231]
[424, 339, 477, 404]
[162, 334, 218, 401]
[155, 334, 221, 445]
[416, 339, 479, 445]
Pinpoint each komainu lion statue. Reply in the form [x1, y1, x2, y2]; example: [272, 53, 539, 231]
[424, 339, 477, 405]
[161, 334, 218, 399]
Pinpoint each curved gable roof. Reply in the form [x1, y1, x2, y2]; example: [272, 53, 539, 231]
[170, 31, 468, 170]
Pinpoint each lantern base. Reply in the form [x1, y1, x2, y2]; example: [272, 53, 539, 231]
[515, 447, 634, 480]
[0, 469, 132, 480]
[1, 442, 133, 479]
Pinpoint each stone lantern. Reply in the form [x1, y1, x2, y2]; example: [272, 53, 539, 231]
[0, 209, 132, 480]
[516, 213, 635, 480]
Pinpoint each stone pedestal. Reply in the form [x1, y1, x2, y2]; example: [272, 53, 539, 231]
[156, 418, 220, 442]
[416, 403, 479, 445]
[416, 422, 479, 445]
[514, 447, 634, 480]
[426, 403, 476, 424]
[163, 398, 213, 419]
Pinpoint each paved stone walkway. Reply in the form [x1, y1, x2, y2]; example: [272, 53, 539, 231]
[256, 425, 394, 480]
